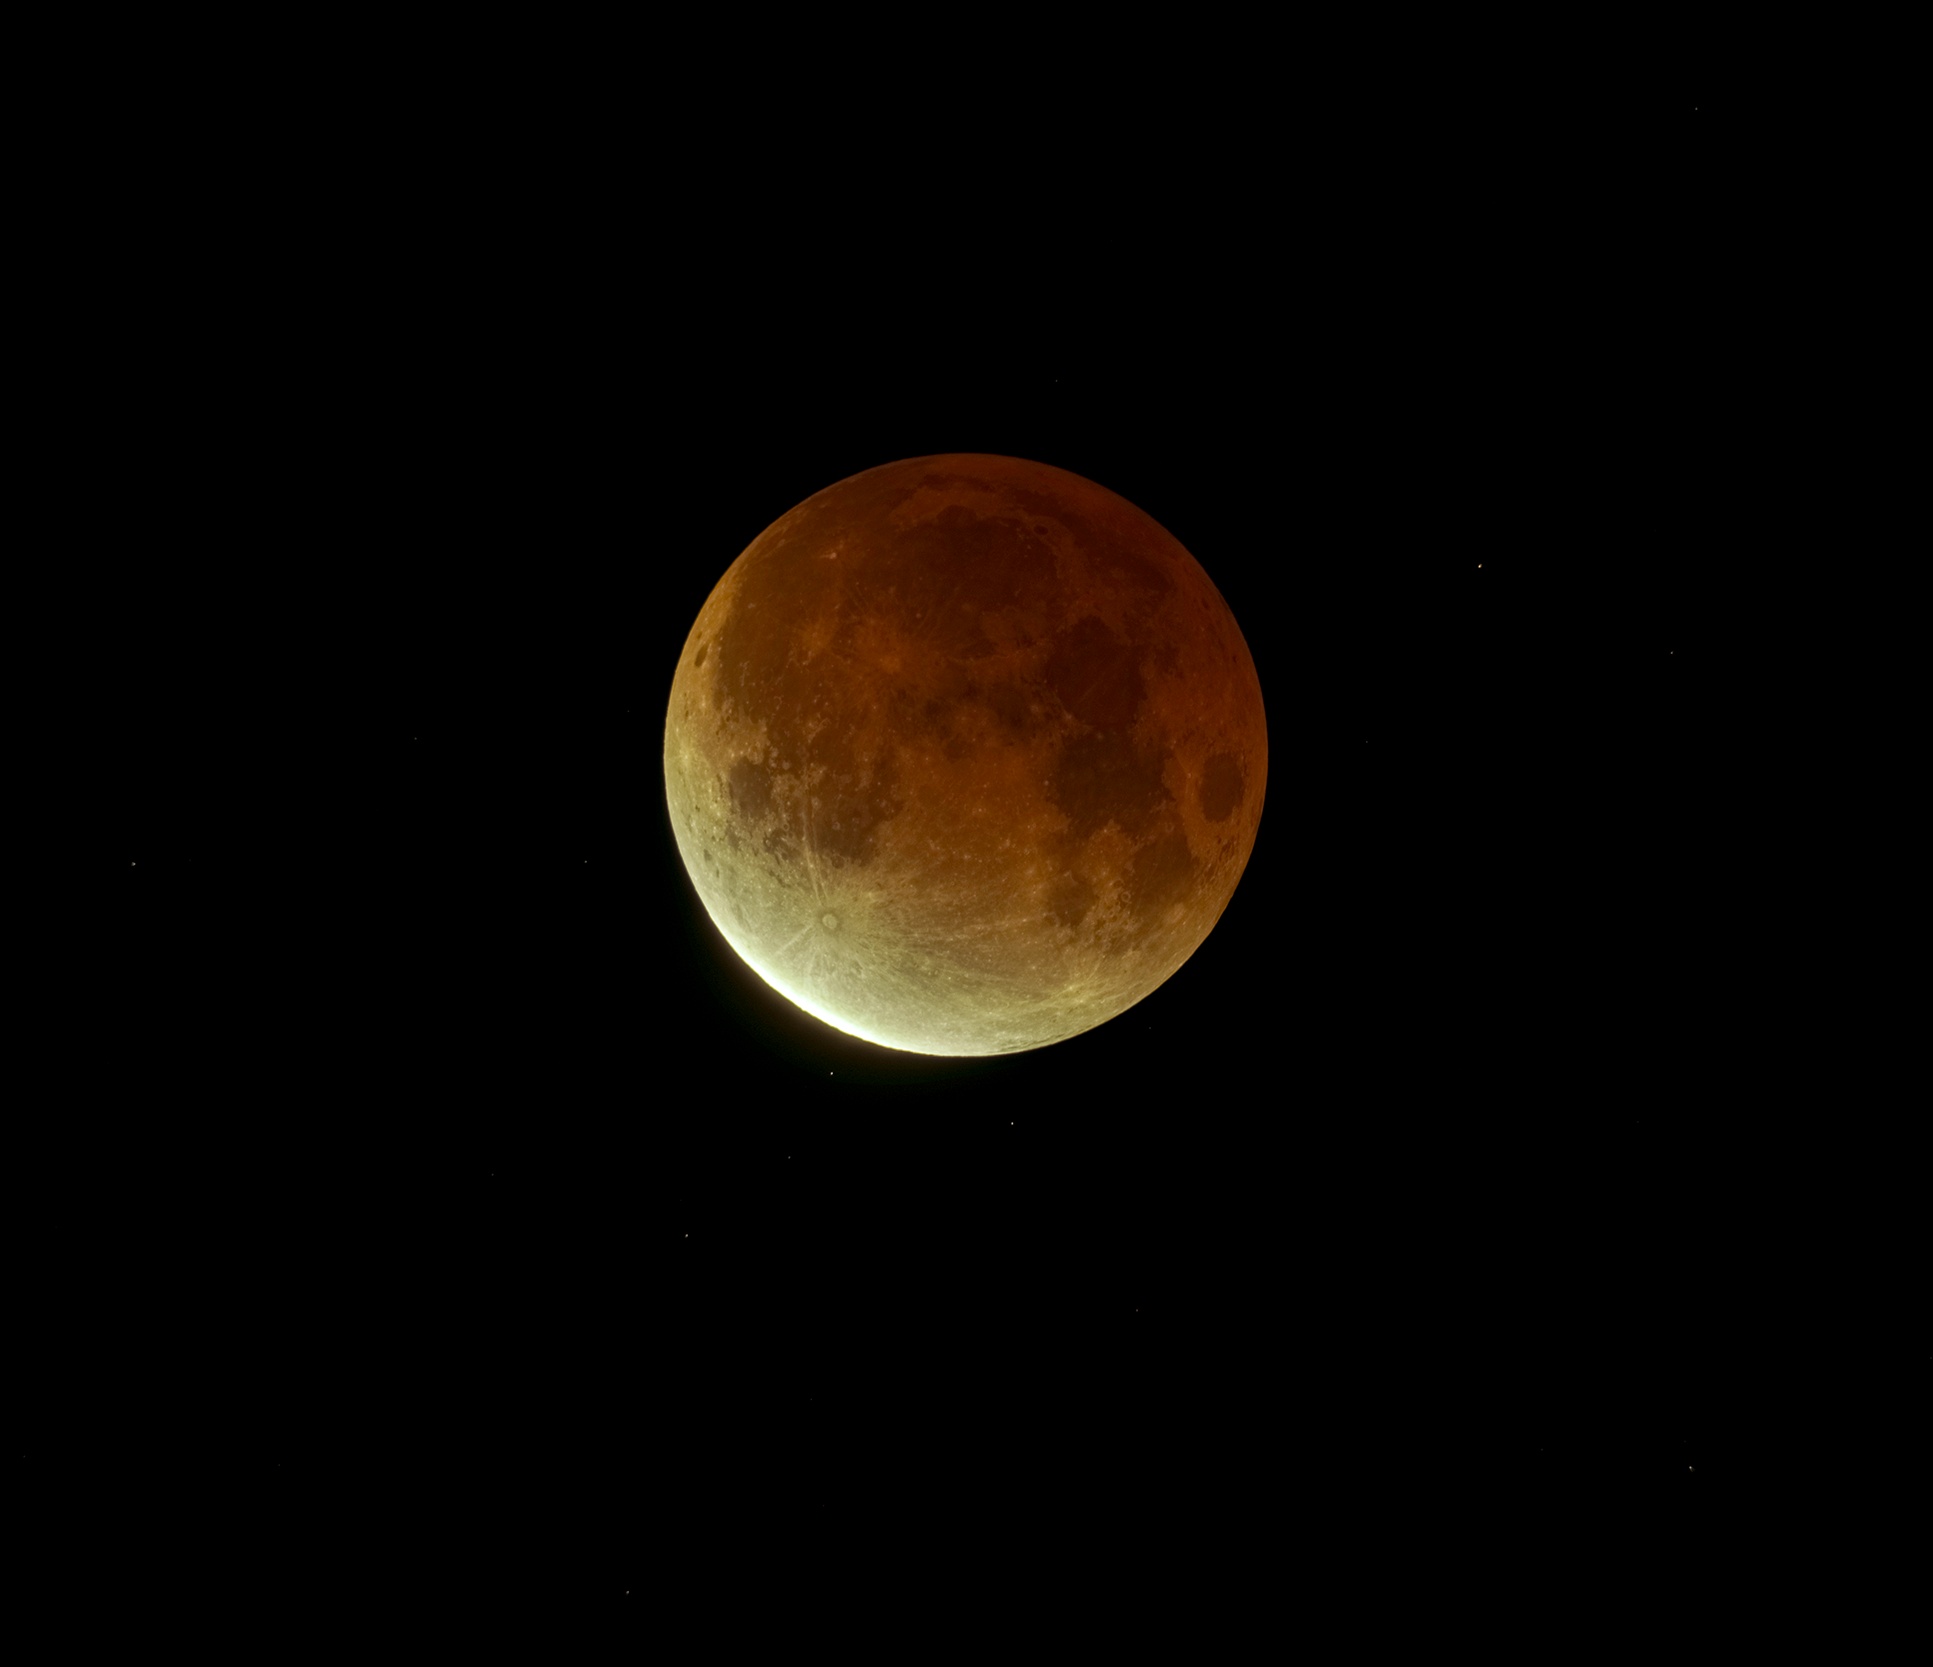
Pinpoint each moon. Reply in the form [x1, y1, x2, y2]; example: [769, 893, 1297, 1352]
[663, 454, 1266, 1056]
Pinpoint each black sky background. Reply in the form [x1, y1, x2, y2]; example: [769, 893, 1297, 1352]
[44, 39, 1912, 1635]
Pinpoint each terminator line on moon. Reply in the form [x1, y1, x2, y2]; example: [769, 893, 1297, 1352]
[663, 454, 1267, 1056]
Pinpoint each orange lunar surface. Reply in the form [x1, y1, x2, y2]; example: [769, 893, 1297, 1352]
[663, 454, 1266, 1055]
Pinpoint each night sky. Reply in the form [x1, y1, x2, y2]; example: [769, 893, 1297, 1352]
[45, 48, 1905, 1637]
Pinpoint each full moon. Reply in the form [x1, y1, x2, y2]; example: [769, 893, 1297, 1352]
[663, 454, 1266, 1055]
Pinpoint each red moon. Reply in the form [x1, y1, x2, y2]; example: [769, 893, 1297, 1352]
[664, 455, 1266, 1055]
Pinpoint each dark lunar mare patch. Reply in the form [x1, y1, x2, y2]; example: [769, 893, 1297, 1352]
[808, 746, 902, 866]
[1050, 727, 1169, 840]
[979, 678, 1042, 739]
[729, 758, 773, 820]
[1045, 616, 1144, 730]
[1128, 827, 1197, 921]
[1003, 484, 1175, 606]
[1047, 871, 1097, 930]
[1199, 753, 1246, 823]
[844, 503, 1059, 663]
